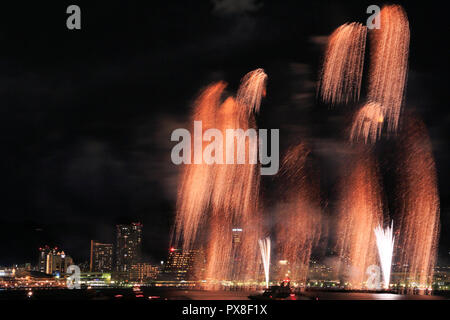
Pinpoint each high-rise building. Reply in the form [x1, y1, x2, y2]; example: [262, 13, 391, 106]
[230, 228, 243, 279]
[38, 246, 73, 275]
[232, 228, 242, 244]
[38, 246, 52, 273]
[115, 223, 143, 272]
[90, 240, 113, 272]
[164, 248, 205, 281]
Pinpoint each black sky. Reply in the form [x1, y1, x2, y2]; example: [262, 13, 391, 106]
[0, 1, 448, 266]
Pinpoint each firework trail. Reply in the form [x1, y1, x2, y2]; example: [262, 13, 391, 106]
[367, 5, 410, 135]
[174, 82, 227, 250]
[374, 221, 395, 289]
[205, 96, 240, 283]
[335, 149, 383, 289]
[350, 102, 385, 143]
[318, 23, 367, 106]
[205, 69, 267, 283]
[275, 143, 321, 285]
[237, 68, 267, 117]
[395, 116, 440, 288]
[258, 237, 271, 288]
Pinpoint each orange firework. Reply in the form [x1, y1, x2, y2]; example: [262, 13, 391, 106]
[275, 143, 321, 285]
[367, 4, 410, 135]
[350, 102, 386, 143]
[201, 69, 267, 284]
[174, 82, 227, 250]
[318, 22, 367, 106]
[335, 148, 384, 289]
[236, 68, 268, 116]
[394, 116, 440, 288]
[205, 97, 239, 283]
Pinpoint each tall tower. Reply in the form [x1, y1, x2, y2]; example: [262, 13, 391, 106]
[38, 246, 51, 273]
[115, 222, 143, 272]
[232, 228, 242, 245]
[90, 240, 113, 272]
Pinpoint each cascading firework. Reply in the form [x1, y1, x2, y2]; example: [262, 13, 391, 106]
[318, 22, 367, 106]
[237, 68, 267, 117]
[366, 4, 410, 136]
[205, 69, 268, 284]
[349, 102, 385, 144]
[172, 4, 440, 294]
[275, 143, 321, 285]
[205, 96, 240, 283]
[258, 237, 271, 288]
[374, 221, 395, 289]
[394, 116, 440, 288]
[335, 148, 383, 289]
[174, 82, 227, 250]
[319, 5, 410, 144]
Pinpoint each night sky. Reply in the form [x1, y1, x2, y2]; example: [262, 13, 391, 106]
[0, 1, 448, 267]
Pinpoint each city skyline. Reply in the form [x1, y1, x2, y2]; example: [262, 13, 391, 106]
[2, 219, 450, 272]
